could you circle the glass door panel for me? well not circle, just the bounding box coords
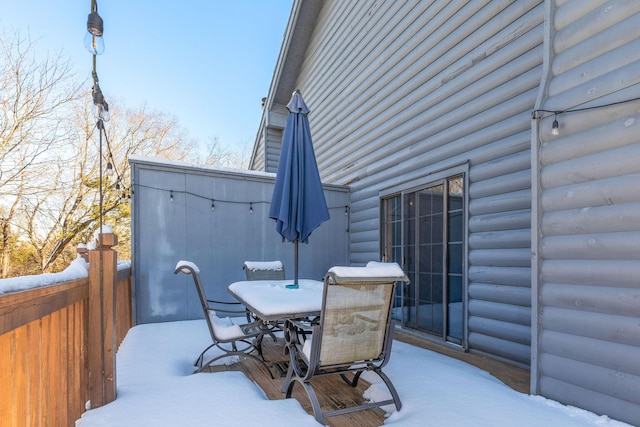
[383,173,465,344]
[447,176,464,342]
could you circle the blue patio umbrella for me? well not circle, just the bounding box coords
[269,90,329,286]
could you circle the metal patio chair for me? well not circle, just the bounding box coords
[243,260,287,336]
[174,260,272,376]
[282,262,409,424]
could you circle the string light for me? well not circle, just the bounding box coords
[84,0,105,55]
[134,184,345,213]
[345,205,350,232]
[533,96,640,137]
[170,191,174,202]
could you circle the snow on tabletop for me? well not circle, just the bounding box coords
[228,279,323,316]
[243,260,283,271]
[76,319,633,427]
[175,260,200,274]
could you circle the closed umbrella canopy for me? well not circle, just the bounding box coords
[269,90,329,285]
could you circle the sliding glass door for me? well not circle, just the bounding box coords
[382,175,464,344]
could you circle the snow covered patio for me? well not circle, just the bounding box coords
[75,320,631,427]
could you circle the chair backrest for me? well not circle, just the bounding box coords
[316,263,409,368]
[243,260,285,281]
[174,261,215,335]
[174,260,245,343]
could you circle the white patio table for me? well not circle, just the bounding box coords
[227,279,323,323]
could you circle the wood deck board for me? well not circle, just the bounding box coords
[204,332,530,427]
[205,338,386,427]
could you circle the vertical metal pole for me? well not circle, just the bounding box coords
[294,239,299,285]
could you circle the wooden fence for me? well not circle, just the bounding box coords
[0,245,132,427]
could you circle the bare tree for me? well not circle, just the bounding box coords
[0,29,82,277]
[199,136,252,169]
[0,29,229,276]
[24,97,194,273]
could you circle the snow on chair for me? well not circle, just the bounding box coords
[174,260,272,376]
[242,260,287,337]
[242,260,286,281]
[282,262,409,424]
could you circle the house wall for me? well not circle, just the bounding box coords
[130,156,349,325]
[287,0,544,365]
[249,126,266,172]
[249,115,285,173]
[532,1,640,424]
[264,127,283,173]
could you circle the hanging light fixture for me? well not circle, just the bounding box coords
[84,1,105,55]
[92,83,110,122]
[551,115,559,136]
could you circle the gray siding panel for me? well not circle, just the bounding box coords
[468,332,531,364]
[542,259,639,288]
[539,376,640,426]
[469,229,531,249]
[540,354,640,406]
[469,283,531,306]
[541,307,640,347]
[265,127,283,173]
[533,1,640,423]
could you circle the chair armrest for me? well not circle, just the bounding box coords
[207,299,248,316]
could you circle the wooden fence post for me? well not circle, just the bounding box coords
[88,232,118,408]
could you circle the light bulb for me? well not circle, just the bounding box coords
[106,162,114,176]
[94,101,110,122]
[551,118,559,136]
[84,12,105,55]
[84,33,105,55]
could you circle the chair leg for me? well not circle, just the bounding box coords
[285,378,325,425]
[375,368,402,411]
[195,343,216,368]
[197,351,275,379]
[339,370,363,388]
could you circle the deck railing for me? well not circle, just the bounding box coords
[0,234,132,427]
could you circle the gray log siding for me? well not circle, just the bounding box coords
[265,127,283,173]
[280,1,544,364]
[252,0,640,423]
[532,1,640,424]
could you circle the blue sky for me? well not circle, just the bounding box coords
[1,0,293,153]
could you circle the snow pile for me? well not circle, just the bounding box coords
[76,319,632,427]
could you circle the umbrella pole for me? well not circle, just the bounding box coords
[294,239,299,285]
